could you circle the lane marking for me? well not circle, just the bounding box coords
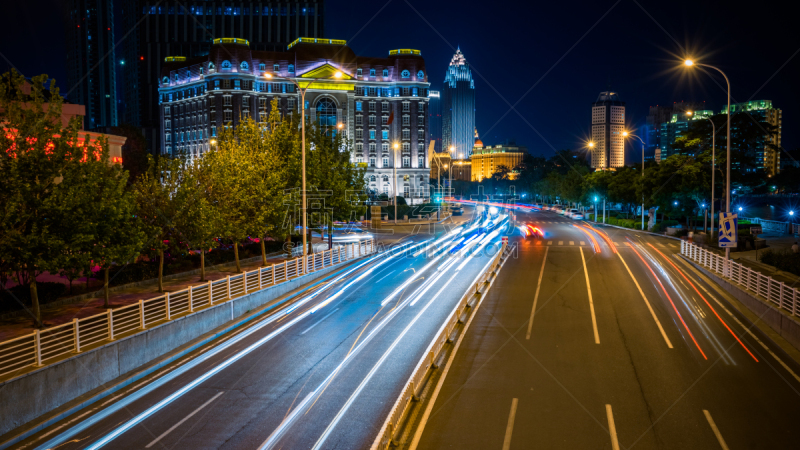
[559,241,564,246]
[502,399,519,450]
[658,243,666,248]
[374,271,395,284]
[570,241,575,246]
[606,404,620,450]
[145,391,224,448]
[300,308,340,335]
[547,241,553,246]
[668,243,677,248]
[675,257,800,384]
[526,247,549,340]
[617,252,673,348]
[580,241,586,246]
[647,244,758,361]
[580,247,600,344]
[703,410,730,450]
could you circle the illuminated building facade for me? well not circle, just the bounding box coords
[721,100,782,176]
[428,90,442,154]
[158,38,430,202]
[63,0,118,129]
[470,136,527,182]
[645,101,705,160]
[590,91,625,170]
[120,0,325,153]
[442,48,475,160]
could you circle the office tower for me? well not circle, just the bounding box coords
[119,0,325,152]
[442,48,475,160]
[158,39,430,203]
[722,100,782,176]
[62,0,118,129]
[590,91,625,170]
[644,101,705,159]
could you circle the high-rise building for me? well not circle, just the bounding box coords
[119,0,325,152]
[157,38,431,202]
[721,100,782,176]
[62,0,118,129]
[442,48,475,160]
[659,108,714,159]
[471,136,527,182]
[428,90,441,154]
[590,91,625,170]
[644,101,705,159]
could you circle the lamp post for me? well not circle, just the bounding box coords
[687,110,716,236]
[594,196,598,222]
[265,70,344,257]
[393,142,399,224]
[623,132,646,231]
[685,59,732,261]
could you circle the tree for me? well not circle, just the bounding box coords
[113,123,151,184]
[0,70,135,325]
[173,158,220,281]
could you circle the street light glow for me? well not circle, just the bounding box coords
[393,142,399,149]
[686,111,693,116]
[337,123,343,129]
[622,131,629,137]
[264,73,273,79]
[739,206,743,211]
[684,59,694,66]
[791,211,795,216]
[334,71,343,79]
[588,141,595,148]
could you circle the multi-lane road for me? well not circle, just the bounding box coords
[412,208,800,449]
[14,210,507,450]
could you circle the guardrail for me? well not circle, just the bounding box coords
[371,242,509,450]
[0,240,375,380]
[681,241,799,316]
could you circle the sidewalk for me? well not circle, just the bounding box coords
[698,232,800,286]
[0,242,328,343]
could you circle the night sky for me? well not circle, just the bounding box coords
[2,0,797,162]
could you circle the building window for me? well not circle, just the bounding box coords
[418,115,424,125]
[368,115,376,126]
[223,79,231,89]
[259,98,267,108]
[402,88,410,97]
[383,157,389,167]
[412,88,418,97]
[369,102,376,112]
[418,143,425,153]
[224,111,232,121]
[369,68,376,77]
[369,129,376,139]
[234,79,241,89]
[316,98,337,126]
[402,102,410,112]
[402,129,410,140]
[356,115,363,126]
[382,130,389,140]
[382,143,389,153]
[165,119,171,129]
[417,70,424,79]
[221,60,232,69]
[356,156,363,164]
[165,134,171,143]
[369,157,376,167]
[418,156,424,167]
[211,126,216,136]
[259,63,265,71]
[356,143,363,153]
[288,64,294,73]
[357,68,362,77]
[403,156,410,167]
[383,69,389,77]
[356,101,362,111]
[382,102,389,112]
[208,62,215,73]
[402,115,410,126]
[288,98,295,109]
[401,70,410,78]
[224,95,232,106]
[369,143,376,153]
[240,61,249,70]
[418,129,425,139]
[356,129,363,139]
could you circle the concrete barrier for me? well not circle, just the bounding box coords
[0,261,351,438]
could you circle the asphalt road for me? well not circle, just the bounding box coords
[413,209,800,450]
[15,209,506,450]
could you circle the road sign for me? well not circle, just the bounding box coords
[719,212,738,248]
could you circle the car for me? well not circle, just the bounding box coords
[556,206,567,215]
[521,223,543,239]
[452,206,464,216]
[569,209,584,220]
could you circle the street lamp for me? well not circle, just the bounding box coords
[687,110,717,236]
[623,132,646,231]
[264,70,344,258]
[393,142,399,224]
[594,196,598,222]
[685,58,732,261]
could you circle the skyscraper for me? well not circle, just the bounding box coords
[644,101,705,159]
[590,91,625,170]
[119,0,325,152]
[722,100,782,176]
[442,48,474,160]
[62,0,118,129]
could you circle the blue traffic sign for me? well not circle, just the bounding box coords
[718,212,738,248]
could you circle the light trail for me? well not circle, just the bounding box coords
[573,224,600,253]
[584,223,617,253]
[626,240,708,360]
[647,243,758,362]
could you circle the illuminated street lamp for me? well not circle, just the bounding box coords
[264,70,343,258]
[685,58,732,261]
[623,132,646,230]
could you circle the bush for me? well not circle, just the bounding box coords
[760,249,800,276]
[0,282,66,314]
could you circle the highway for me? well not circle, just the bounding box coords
[15,208,508,450]
[412,208,800,450]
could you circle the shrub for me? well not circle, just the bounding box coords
[0,282,66,314]
[760,249,800,276]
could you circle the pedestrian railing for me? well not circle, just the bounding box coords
[371,242,510,450]
[0,239,375,380]
[681,241,799,316]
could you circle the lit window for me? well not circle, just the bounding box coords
[288,64,294,73]
[382,130,389,140]
[412,88,418,97]
[383,69,388,77]
[316,98,337,126]
[240,61,249,70]
[221,60,232,69]
[370,129,376,139]
[401,70,410,78]
[370,68,376,77]
[356,101,362,111]
[417,71,424,79]
[357,68,362,77]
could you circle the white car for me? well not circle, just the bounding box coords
[556,206,567,215]
[569,209,584,220]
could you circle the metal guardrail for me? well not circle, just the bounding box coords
[681,241,799,316]
[0,240,375,380]
[371,242,510,450]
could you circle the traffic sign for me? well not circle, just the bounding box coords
[718,212,738,248]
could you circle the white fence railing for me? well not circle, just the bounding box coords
[371,242,510,450]
[739,216,800,235]
[681,241,799,316]
[0,240,375,380]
